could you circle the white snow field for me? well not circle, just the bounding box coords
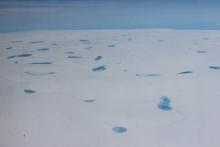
[1,29,220,147]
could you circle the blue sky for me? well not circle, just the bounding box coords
[1,0,220,2]
[0,0,220,32]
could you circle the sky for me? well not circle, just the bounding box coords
[0,0,220,2]
[0,0,220,32]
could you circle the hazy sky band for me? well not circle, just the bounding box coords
[0,0,220,32]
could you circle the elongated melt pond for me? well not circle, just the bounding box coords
[209,66,220,70]
[24,89,35,94]
[80,39,89,42]
[83,99,95,103]
[112,127,127,133]
[8,53,32,59]
[18,53,32,57]
[6,47,13,50]
[136,73,160,77]
[93,65,107,72]
[29,62,52,64]
[31,41,44,44]
[66,52,75,54]
[108,44,115,47]
[12,41,23,43]
[68,56,82,58]
[178,71,193,74]
[197,50,207,53]
[37,48,49,51]
[25,71,55,75]
[95,56,103,61]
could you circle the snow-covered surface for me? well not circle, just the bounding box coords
[0,29,220,147]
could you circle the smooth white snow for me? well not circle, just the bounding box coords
[1,29,220,147]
